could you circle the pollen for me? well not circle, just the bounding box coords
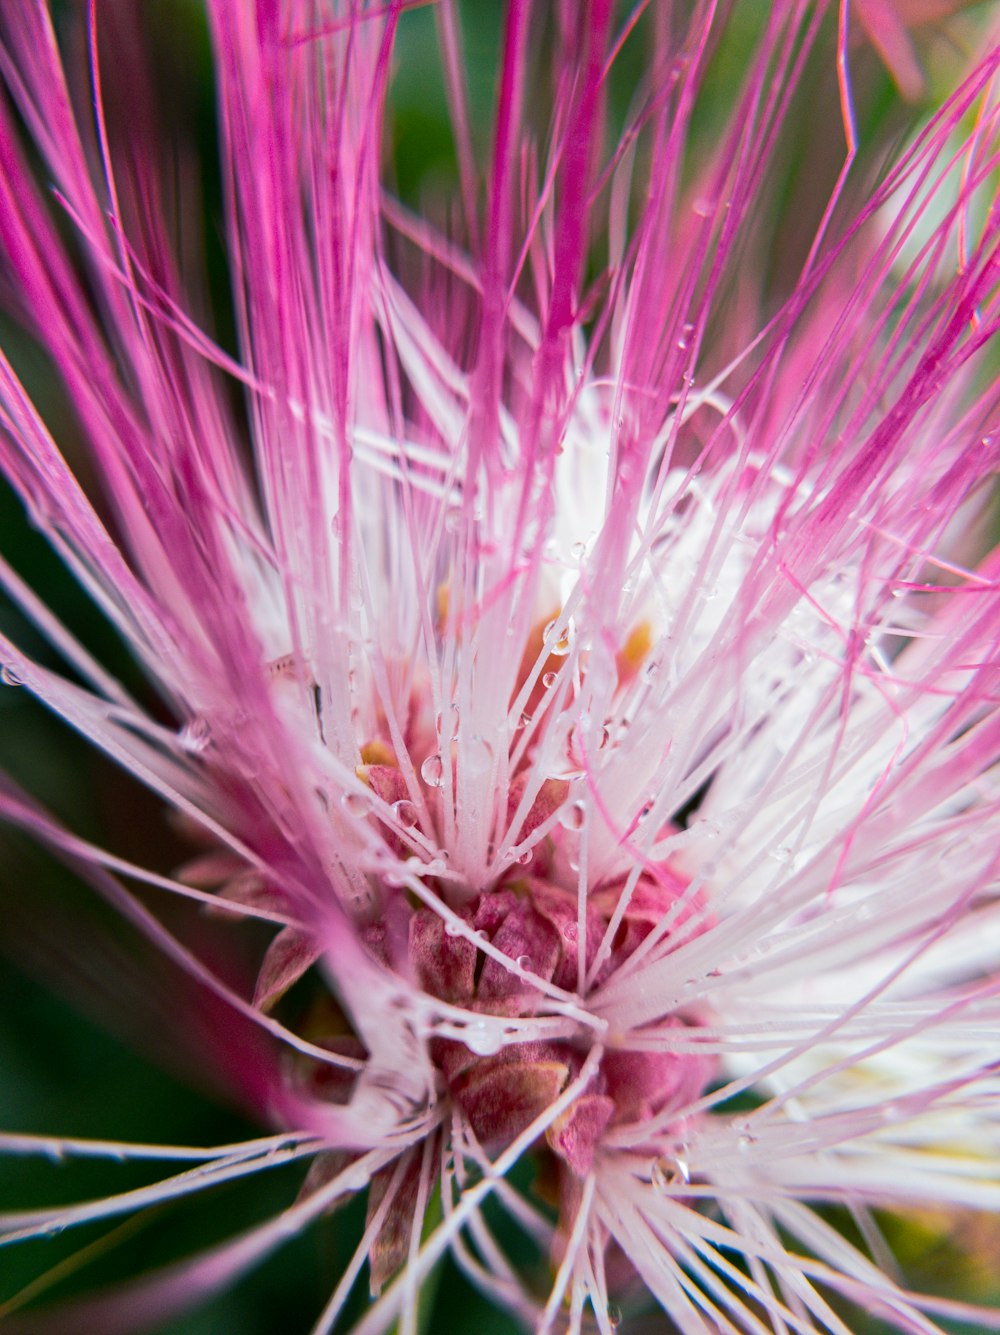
[359,738,397,768]
[616,620,653,682]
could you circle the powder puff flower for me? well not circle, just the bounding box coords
[1,2,1000,1332]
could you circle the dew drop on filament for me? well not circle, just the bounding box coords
[421,753,444,787]
[651,1153,690,1189]
[178,717,211,753]
[392,799,418,828]
[436,703,460,740]
[465,1019,503,1056]
[559,800,586,831]
[735,1123,756,1151]
[543,618,572,656]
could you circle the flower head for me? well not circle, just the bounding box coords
[1,2,1000,1332]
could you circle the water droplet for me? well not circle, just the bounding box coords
[516,849,533,866]
[735,1123,756,1151]
[651,1153,690,1189]
[421,753,444,787]
[770,844,793,864]
[1,664,22,686]
[607,1302,623,1329]
[516,711,531,730]
[178,717,211,753]
[444,921,462,937]
[515,954,531,971]
[392,799,418,828]
[597,725,610,749]
[542,670,558,689]
[342,791,368,816]
[559,800,586,831]
[465,1020,503,1056]
[436,703,460,740]
[544,618,572,656]
[474,928,488,942]
[571,540,587,560]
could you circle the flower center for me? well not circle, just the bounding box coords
[405,863,713,1175]
[343,717,719,1180]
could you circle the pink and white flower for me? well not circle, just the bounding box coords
[1,2,1000,1331]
